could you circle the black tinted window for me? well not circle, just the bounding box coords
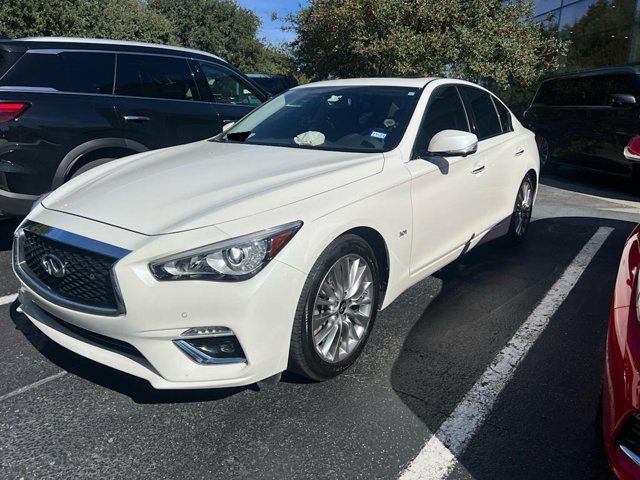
[0,51,114,94]
[463,87,502,140]
[418,86,469,150]
[199,62,262,105]
[605,74,639,99]
[494,98,513,133]
[115,54,197,101]
[534,77,606,106]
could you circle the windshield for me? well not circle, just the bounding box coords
[216,86,421,153]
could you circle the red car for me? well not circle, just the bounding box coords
[604,224,640,478]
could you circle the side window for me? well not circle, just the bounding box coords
[115,54,197,101]
[605,74,639,101]
[493,97,513,133]
[198,62,262,105]
[0,51,114,94]
[463,87,502,140]
[417,86,469,151]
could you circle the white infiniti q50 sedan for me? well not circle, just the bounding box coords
[13,78,539,389]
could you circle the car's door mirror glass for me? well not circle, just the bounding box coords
[426,130,478,157]
[610,93,636,107]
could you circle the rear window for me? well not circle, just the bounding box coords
[115,54,197,101]
[533,76,606,106]
[0,51,115,94]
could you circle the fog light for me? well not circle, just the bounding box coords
[181,326,232,337]
[174,335,246,365]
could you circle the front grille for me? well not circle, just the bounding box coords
[21,229,120,312]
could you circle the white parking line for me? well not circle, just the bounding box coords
[0,292,17,305]
[399,226,614,480]
[0,371,67,402]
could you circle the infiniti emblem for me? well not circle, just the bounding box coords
[41,254,66,278]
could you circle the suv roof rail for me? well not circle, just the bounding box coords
[17,37,226,63]
[541,64,640,81]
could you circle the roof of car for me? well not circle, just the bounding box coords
[541,65,640,81]
[10,37,226,63]
[296,77,439,89]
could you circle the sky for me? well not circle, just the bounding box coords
[236,0,307,45]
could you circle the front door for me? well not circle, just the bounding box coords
[407,85,483,274]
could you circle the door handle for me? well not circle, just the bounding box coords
[514,147,525,156]
[471,165,485,174]
[123,115,150,123]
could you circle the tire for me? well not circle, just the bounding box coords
[536,135,554,172]
[505,174,535,244]
[288,234,380,381]
[70,158,115,179]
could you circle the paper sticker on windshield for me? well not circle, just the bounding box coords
[370,130,388,140]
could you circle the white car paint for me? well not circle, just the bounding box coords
[13,78,539,389]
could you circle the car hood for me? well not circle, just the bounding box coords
[43,141,384,235]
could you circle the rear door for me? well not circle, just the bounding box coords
[191,60,264,128]
[114,53,221,150]
[460,86,521,231]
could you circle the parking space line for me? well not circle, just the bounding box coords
[0,292,17,305]
[399,226,614,480]
[0,371,67,402]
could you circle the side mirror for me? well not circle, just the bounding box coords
[222,121,235,133]
[427,130,478,157]
[610,93,636,107]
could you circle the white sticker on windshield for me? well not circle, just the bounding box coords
[370,130,388,140]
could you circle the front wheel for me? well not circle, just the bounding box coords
[505,175,535,244]
[288,235,380,381]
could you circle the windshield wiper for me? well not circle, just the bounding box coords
[225,131,252,142]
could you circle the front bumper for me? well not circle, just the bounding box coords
[13,209,307,389]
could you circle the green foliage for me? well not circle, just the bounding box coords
[289,0,565,88]
[147,0,291,74]
[0,0,295,76]
[0,0,174,44]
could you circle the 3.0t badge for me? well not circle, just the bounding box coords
[41,254,66,278]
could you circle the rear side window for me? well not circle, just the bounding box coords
[0,51,114,94]
[493,98,513,133]
[463,87,502,140]
[416,86,469,151]
[533,76,605,106]
[115,54,197,101]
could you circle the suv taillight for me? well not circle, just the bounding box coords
[0,102,29,124]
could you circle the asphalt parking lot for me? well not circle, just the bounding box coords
[1,166,639,480]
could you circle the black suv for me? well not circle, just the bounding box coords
[524,66,640,181]
[0,37,267,215]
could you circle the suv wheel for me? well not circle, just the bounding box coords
[288,234,380,380]
[537,135,553,171]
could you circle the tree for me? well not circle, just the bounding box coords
[288,0,564,88]
[0,0,175,44]
[148,0,286,73]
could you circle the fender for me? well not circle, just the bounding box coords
[51,138,148,189]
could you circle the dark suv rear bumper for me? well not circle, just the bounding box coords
[0,189,37,216]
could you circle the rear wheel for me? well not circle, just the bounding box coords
[537,135,554,172]
[506,175,535,244]
[288,235,380,381]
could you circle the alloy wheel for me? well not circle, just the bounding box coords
[537,136,550,169]
[514,178,533,237]
[311,254,374,363]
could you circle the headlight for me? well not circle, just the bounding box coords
[149,221,302,281]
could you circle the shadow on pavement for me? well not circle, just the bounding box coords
[390,216,632,480]
[541,165,639,203]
